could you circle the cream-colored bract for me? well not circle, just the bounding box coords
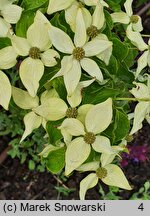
[126,24,147,52]
[0,70,11,110]
[134,39,150,78]
[10,11,59,97]
[0,46,17,69]
[12,87,60,142]
[0,46,17,110]
[111,0,143,32]
[130,80,150,135]
[0,0,22,37]
[58,98,113,175]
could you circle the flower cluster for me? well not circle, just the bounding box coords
[0,0,149,199]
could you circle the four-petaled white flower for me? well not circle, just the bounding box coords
[129,78,150,135]
[10,11,60,97]
[78,151,132,200]
[33,79,95,145]
[111,0,143,32]
[0,0,23,37]
[58,98,113,175]
[48,9,112,96]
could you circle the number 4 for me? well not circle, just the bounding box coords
[138,203,144,211]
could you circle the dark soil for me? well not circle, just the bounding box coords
[0,124,149,200]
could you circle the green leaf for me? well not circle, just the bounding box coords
[15,11,35,37]
[0,38,11,49]
[106,55,118,75]
[103,109,130,143]
[105,0,122,11]
[46,147,66,174]
[46,120,63,144]
[113,109,130,142]
[21,0,48,11]
[50,11,74,38]
[28,160,36,170]
[39,65,60,92]
[50,12,67,32]
[51,77,67,102]
[104,10,114,31]
[82,84,120,104]
[117,61,134,84]
[124,44,138,67]
[112,38,129,61]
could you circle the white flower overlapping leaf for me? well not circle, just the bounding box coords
[130,78,150,135]
[48,9,112,96]
[33,79,95,125]
[0,0,23,37]
[111,0,143,32]
[47,0,108,32]
[12,87,59,142]
[10,11,60,97]
[58,98,113,175]
[78,152,132,200]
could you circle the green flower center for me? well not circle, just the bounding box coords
[87,25,99,39]
[84,132,96,144]
[29,47,41,59]
[96,167,107,179]
[130,15,139,24]
[73,47,85,61]
[66,107,78,118]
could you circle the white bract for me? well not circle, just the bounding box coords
[78,153,132,200]
[135,39,150,78]
[0,70,11,110]
[10,11,59,97]
[126,24,148,53]
[58,98,113,175]
[111,0,143,32]
[0,46,17,110]
[130,79,150,135]
[0,0,22,37]
[12,87,59,142]
[48,9,112,96]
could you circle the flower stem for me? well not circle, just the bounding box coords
[141,34,150,38]
[115,97,150,102]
